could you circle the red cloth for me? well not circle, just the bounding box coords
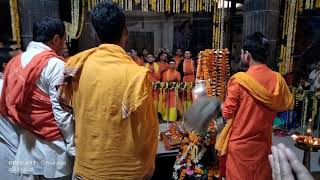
[222,65,277,180]
[0,51,63,141]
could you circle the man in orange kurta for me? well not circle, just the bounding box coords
[145,53,160,82]
[177,51,194,113]
[145,53,163,115]
[182,51,195,83]
[58,3,159,180]
[221,32,293,180]
[162,60,181,121]
[158,52,170,77]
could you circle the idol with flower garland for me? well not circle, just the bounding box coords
[173,120,219,180]
[173,96,223,180]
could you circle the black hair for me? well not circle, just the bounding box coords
[91,2,126,44]
[146,52,154,57]
[0,49,12,72]
[242,32,270,63]
[158,51,170,60]
[33,17,65,43]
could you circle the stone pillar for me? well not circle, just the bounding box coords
[19,0,60,49]
[242,0,280,68]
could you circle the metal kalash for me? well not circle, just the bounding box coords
[183,79,224,134]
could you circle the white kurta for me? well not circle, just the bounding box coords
[1,42,75,178]
[0,73,22,180]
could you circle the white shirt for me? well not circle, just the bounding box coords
[5,42,75,178]
[0,74,22,180]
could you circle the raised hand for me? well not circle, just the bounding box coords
[269,143,314,180]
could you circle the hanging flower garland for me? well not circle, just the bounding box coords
[292,88,319,133]
[9,0,21,48]
[316,0,320,8]
[285,0,296,75]
[88,0,91,11]
[146,0,149,12]
[196,49,230,101]
[279,0,298,75]
[310,0,314,9]
[75,0,85,39]
[290,0,299,73]
[161,0,165,12]
[186,0,190,13]
[177,0,181,13]
[151,0,156,11]
[279,0,320,75]
[212,1,217,48]
[65,0,83,39]
[87,0,214,12]
[216,0,221,49]
[220,0,224,49]
[312,97,318,122]
[279,0,288,75]
[305,0,311,9]
[166,0,171,12]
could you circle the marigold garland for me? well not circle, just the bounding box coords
[212,0,223,49]
[65,0,82,39]
[75,0,85,39]
[220,0,224,49]
[279,0,297,75]
[279,0,319,75]
[196,49,230,101]
[9,0,21,48]
[87,0,216,13]
[172,120,218,180]
[316,0,320,8]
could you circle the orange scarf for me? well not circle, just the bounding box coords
[0,51,63,141]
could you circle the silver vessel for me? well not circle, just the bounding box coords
[192,79,207,100]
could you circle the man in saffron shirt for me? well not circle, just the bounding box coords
[158,51,170,77]
[145,53,160,82]
[221,32,293,180]
[0,17,75,179]
[145,53,162,115]
[177,50,195,112]
[182,50,195,82]
[58,2,158,179]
